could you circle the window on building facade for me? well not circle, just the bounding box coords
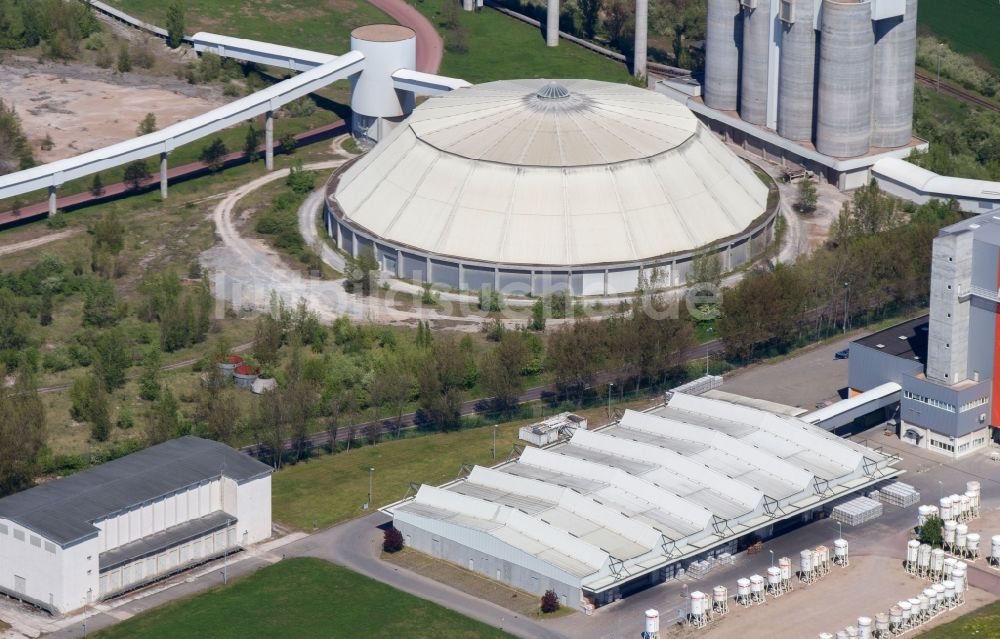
[930,439,955,453]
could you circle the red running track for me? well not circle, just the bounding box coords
[0,121,348,230]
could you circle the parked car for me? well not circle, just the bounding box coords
[835,349,850,360]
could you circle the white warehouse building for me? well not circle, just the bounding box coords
[0,437,272,614]
[385,393,902,608]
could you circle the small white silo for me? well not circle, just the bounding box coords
[712,585,728,615]
[956,523,969,551]
[834,539,849,567]
[908,597,922,624]
[940,497,953,521]
[917,505,933,528]
[888,605,903,632]
[348,25,417,146]
[856,616,872,639]
[898,600,912,628]
[967,533,981,560]
[874,613,889,635]
[931,548,945,578]
[924,586,938,612]
[800,549,814,583]
[991,534,1000,567]
[644,609,660,639]
[749,574,765,604]
[917,543,932,576]
[942,580,956,608]
[905,539,919,573]
[943,520,958,548]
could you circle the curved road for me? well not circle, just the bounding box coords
[367,0,443,74]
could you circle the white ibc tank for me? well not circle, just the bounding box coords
[801,549,814,573]
[898,600,912,621]
[968,533,981,552]
[875,613,889,632]
[737,578,751,596]
[767,566,781,585]
[918,543,932,568]
[834,539,848,560]
[940,497,953,520]
[857,616,872,639]
[889,606,902,625]
[931,548,945,572]
[992,535,1000,559]
[713,585,727,603]
[943,580,956,601]
[918,505,933,527]
[779,556,792,580]
[906,540,919,563]
[690,591,706,615]
[645,609,660,634]
[750,575,764,593]
[957,523,969,548]
[944,520,958,543]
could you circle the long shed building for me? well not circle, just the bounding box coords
[385,393,902,608]
[0,437,272,614]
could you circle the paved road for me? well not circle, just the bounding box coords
[367,0,443,74]
[290,514,568,639]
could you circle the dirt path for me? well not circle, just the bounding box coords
[366,0,443,74]
[0,229,80,257]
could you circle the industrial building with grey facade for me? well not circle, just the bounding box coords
[657,0,927,189]
[0,437,272,614]
[384,393,901,609]
[849,213,1000,458]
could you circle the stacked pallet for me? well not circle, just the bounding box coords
[879,481,921,508]
[831,496,884,526]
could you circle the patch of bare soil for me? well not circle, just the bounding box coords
[1,58,226,163]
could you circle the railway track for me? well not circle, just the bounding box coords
[915,71,1000,113]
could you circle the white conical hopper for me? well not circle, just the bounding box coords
[944,520,958,544]
[957,523,969,548]
[690,591,706,615]
[918,543,932,568]
[749,575,764,592]
[737,578,751,596]
[968,533,981,554]
[923,587,937,610]
[943,580,956,602]
[645,609,660,634]
[888,606,902,626]
[940,497,952,520]
[834,539,848,558]
[713,586,727,603]
[898,600,912,621]
[779,556,792,580]
[931,548,945,572]
[906,540,919,563]
[801,549,814,573]
[767,566,781,585]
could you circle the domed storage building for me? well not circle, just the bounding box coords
[325,79,776,296]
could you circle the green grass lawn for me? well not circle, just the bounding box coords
[918,0,1000,70]
[272,398,654,530]
[417,0,633,83]
[106,0,392,54]
[94,558,515,639]
[916,600,1000,638]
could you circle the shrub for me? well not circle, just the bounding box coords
[540,589,560,613]
[116,44,132,73]
[919,514,944,548]
[382,526,404,553]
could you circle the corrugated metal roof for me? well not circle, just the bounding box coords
[0,437,271,547]
[874,157,1000,201]
[334,79,769,267]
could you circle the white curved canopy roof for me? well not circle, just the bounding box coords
[333,79,770,267]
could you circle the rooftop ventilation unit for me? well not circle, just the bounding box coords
[779,0,795,23]
[740,0,758,9]
[876,344,885,349]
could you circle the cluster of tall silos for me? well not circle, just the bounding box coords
[704,0,917,158]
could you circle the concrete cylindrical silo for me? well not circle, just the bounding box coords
[870,0,917,148]
[704,0,743,111]
[740,4,771,126]
[547,0,559,47]
[777,0,816,141]
[349,25,417,145]
[634,0,648,77]
[815,0,874,158]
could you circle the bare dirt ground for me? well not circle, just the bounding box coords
[1,58,225,163]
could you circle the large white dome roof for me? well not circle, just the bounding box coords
[333,79,770,267]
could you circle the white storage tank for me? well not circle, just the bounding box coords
[750,574,764,593]
[918,505,934,527]
[991,534,1000,560]
[713,585,728,604]
[767,566,781,586]
[737,577,751,596]
[348,25,417,144]
[931,548,945,573]
[968,532,981,554]
[857,616,872,639]
[888,605,902,627]
[940,497,953,521]
[917,543,932,568]
[960,494,971,518]
[943,580,956,602]
[801,549,814,573]
[779,556,792,580]
[966,489,979,509]
[690,590,706,616]
[932,582,945,602]
[967,480,981,493]
[906,539,919,564]
[924,586,937,610]
[875,613,889,634]
[645,609,660,635]
[834,539,848,562]
[944,520,958,544]
[957,523,969,548]
[898,600,911,622]
[944,557,957,578]
[909,597,922,616]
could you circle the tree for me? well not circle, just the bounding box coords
[90,172,104,196]
[383,526,404,553]
[369,353,414,437]
[89,384,112,442]
[417,336,470,430]
[480,333,529,412]
[82,278,122,328]
[345,246,380,296]
[919,515,943,548]
[687,245,723,289]
[831,180,901,245]
[244,121,260,162]
[93,327,131,392]
[0,366,46,496]
[137,112,157,136]
[123,160,151,190]
[578,0,601,37]
[116,44,132,73]
[529,298,546,332]
[279,131,297,154]
[147,388,180,445]
[284,344,317,461]
[286,161,316,194]
[138,349,162,400]
[200,137,228,172]
[478,286,504,313]
[195,367,241,444]
[796,178,818,214]
[39,291,53,327]
[540,590,560,613]
[165,0,186,49]
[254,313,284,366]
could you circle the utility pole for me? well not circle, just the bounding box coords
[369,466,375,510]
[492,424,498,461]
[842,282,850,333]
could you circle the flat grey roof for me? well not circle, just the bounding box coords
[0,437,271,547]
[100,510,233,571]
[854,315,929,363]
